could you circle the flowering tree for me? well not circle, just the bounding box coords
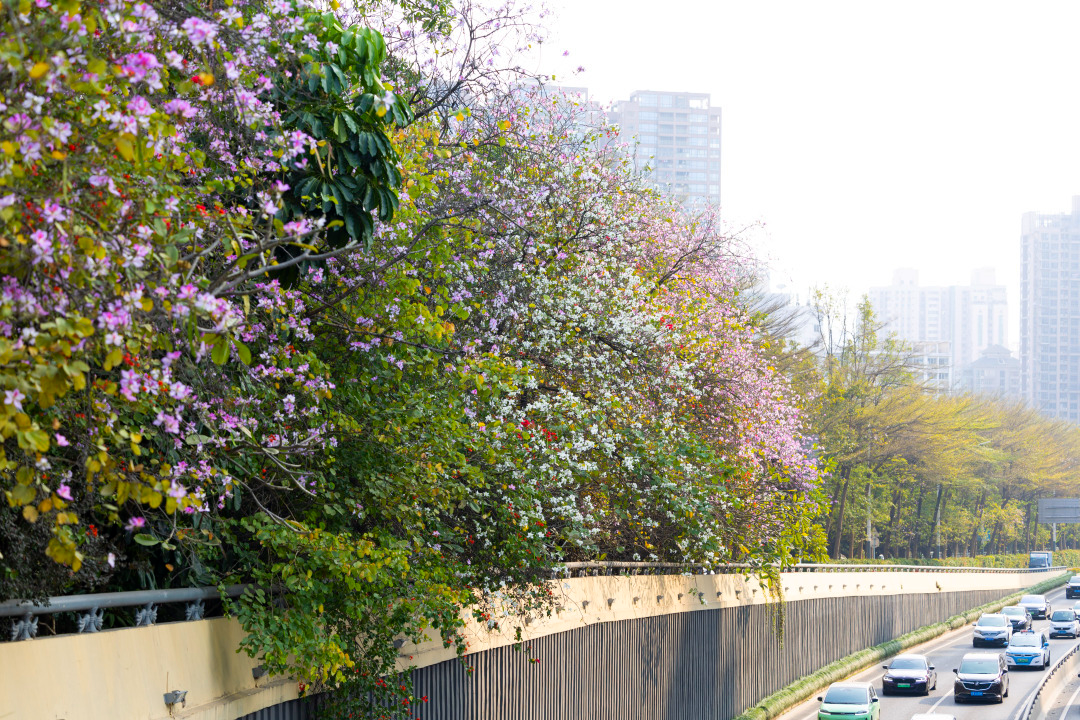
[1,0,822,715]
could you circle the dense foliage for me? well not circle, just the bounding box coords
[790,295,1080,561]
[0,0,822,714]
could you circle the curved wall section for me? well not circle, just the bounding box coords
[406,588,1007,720]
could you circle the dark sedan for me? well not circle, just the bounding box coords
[1001,606,1033,631]
[882,654,937,695]
[954,653,1009,704]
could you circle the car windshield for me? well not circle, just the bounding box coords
[1052,610,1074,621]
[959,659,999,674]
[1073,602,1080,609]
[977,616,1007,627]
[1002,607,1025,616]
[1022,595,1044,604]
[890,658,927,670]
[824,687,868,704]
[1011,634,1041,647]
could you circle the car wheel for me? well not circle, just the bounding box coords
[1005,683,1009,699]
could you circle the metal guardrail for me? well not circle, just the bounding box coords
[3,564,1065,642]
[0,584,249,642]
[557,561,1069,577]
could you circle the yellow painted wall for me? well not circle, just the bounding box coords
[0,568,1056,720]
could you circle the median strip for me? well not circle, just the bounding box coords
[731,572,1072,720]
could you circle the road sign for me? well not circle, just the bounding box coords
[1038,498,1080,524]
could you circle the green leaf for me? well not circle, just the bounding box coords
[236,342,252,366]
[134,533,160,546]
[211,339,230,365]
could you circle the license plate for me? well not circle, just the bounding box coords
[972,691,984,697]
[898,684,910,688]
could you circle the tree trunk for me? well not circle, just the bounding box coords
[969,488,987,557]
[911,486,927,557]
[829,465,851,558]
[930,484,945,558]
[1024,501,1034,554]
[879,487,901,557]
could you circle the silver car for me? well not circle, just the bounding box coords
[972,613,1012,647]
[1049,609,1080,638]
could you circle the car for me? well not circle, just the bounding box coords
[1049,609,1080,638]
[953,652,1009,703]
[1066,574,1080,599]
[1005,630,1050,669]
[1001,605,1033,631]
[817,681,880,720]
[1019,594,1052,620]
[881,653,937,695]
[972,613,1013,647]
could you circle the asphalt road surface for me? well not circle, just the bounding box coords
[776,586,1079,720]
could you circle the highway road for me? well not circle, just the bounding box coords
[775,586,1079,720]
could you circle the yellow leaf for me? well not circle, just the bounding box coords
[29,62,49,80]
[1,141,15,156]
[115,135,134,161]
[22,506,38,523]
[50,150,67,160]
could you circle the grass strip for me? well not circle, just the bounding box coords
[731,572,1072,720]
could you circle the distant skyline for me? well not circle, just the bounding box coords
[540,1,1080,348]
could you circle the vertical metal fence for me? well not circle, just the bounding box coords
[242,587,1012,720]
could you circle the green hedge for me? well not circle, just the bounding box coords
[730,572,1071,720]
[831,551,1080,569]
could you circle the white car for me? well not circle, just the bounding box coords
[1049,609,1080,638]
[972,613,1013,647]
[1005,630,1050,669]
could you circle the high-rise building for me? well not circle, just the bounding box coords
[1021,197,1080,421]
[960,345,1021,398]
[608,90,722,207]
[869,268,1010,390]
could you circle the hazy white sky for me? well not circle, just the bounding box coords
[541,0,1080,346]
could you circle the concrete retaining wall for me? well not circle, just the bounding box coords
[0,567,1058,720]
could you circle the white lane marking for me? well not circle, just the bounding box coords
[927,686,956,712]
[1057,676,1080,720]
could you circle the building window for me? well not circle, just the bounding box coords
[639,134,657,145]
[690,137,706,146]
[659,95,673,107]
[639,111,657,121]
[639,94,657,107]
[638,123,657,133]
[709,184,720,195]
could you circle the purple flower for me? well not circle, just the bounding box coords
[56,483,73,501]
[125,516,147,531]
[127,96,154,117]
[3,389,25,411]
[162,99,197,119]
[181,16,218,47]
[55,433,69,447]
